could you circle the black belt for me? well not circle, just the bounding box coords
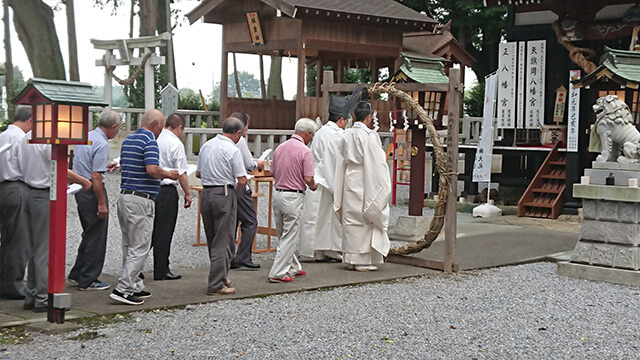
[276,188,304,194]
[203,185,234,189]
[120,189,154,199]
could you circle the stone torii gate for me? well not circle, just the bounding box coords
[91,32,170,110]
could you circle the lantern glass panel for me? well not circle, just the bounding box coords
[58,105,70,122]
[71,123,83,139]
[44,105,52,121]
[36,105,43,121]
[36,122,43,137]
[44,121,51,138]
[71,106,83,122]
[58,121,70,138]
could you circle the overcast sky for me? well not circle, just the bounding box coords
[1,1,299,99]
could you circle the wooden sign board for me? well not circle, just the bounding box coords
[161,83,179,118]
[246,12,264,45]
[553,85,567,125]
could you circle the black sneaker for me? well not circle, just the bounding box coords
[110,289,144,305]
[133,290,151,299]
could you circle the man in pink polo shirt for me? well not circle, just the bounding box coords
[268,118,318,283]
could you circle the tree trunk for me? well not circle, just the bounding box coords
[259,54,266,99]
[9,0,65,79]
[129,0,135,38]
[157,0,176,86]
[232,52,242,98]
[267,56,283,100]
[3,0,13,119]
[65,0,79,81]
[139,0,157,37]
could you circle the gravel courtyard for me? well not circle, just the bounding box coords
[2,262,639,359]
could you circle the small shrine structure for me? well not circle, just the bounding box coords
[187,0,438,129]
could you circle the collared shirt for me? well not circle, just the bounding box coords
[237,136,257,172]
[72,128,109,183]
[271,133,314,191]
[197,134,246,186]
[157,128,188,186]
[0,124,26,182]
[15,131,51,189]
[120,128,161,197]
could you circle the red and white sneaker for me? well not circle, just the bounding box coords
[294,270,307,277]
[269,276,294,283]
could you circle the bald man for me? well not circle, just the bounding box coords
[110,109,179,306]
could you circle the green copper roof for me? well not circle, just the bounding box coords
[17,78,108,106]
[393,53,449,84]
[573,47,640,89]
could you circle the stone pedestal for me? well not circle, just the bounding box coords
[388,215,431,242]
[558,162,640,285]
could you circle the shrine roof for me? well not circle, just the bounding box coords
[572,47,640,89]
[391,53,449,84]
[188,0,437,30]
[13,78,108,106]
[403,31,476,67]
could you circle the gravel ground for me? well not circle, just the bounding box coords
[3,262,640,359]
[64,172,471,277]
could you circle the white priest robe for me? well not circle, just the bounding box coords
[334,122,391,265]
[299,121,344,257]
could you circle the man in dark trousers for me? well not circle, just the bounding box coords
[229,112,264,270]
[196,116,247,295]
[69,109,121,290]
[0,106,32,299]
[151,113,192,280]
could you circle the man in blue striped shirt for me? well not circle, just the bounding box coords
[110,109,179,306]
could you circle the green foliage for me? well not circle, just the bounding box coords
[122,64,165,109]
[463,80,484,117]
[343,68,372,84]
[212,71,262,100]
[0,66,27,131]
[396,0,507,80]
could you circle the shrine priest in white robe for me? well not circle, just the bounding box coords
[334,100,391,271]
[299,96,349,262]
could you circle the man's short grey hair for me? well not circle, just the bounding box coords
[98,109,121,128]
[294,118,318,135]
[222,116,244,134]
[13,106,31,123]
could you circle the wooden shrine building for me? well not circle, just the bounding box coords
[484,0,640,216]
[187,0,438,129]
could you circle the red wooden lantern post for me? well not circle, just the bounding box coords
[13,79,107,323]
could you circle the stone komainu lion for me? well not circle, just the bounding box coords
[592,95,640,163]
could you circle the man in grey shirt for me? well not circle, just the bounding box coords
[196,117,247,295]
[69,109,121,290]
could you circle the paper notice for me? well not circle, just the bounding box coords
[67,183,82,195]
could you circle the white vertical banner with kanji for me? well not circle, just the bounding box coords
[473,72,498,183]
[567,70,581,152]
[497,42,517,129]
[525,40,546,129]
[517,41,526,128]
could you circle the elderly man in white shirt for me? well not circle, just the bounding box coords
[151,113,192,281]
[15,130,90,312]
[196,117,247,295]
[0,106,32,300]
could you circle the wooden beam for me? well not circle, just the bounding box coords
[304,39,400,58]
[445,69,462,274]
[221,31,229,119]
[321,70,333,123]
[225,39,300,54]
[296,43,306,120]
[387,254,459,272]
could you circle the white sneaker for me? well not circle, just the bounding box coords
[325,251,343,261]
[354,265,378,272]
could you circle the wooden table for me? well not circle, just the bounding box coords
[190,180,277,253]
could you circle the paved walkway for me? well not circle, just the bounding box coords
[0,215,580,328]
